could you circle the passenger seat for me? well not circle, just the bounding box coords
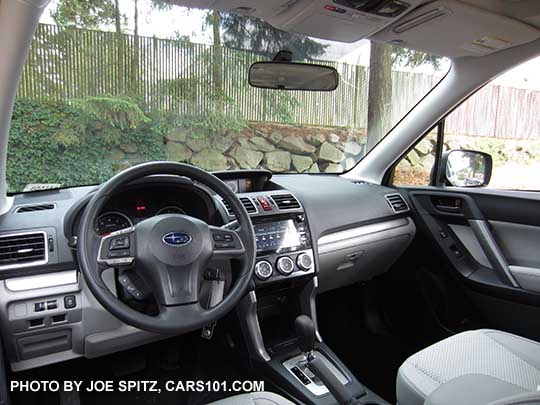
[397,329,540,405]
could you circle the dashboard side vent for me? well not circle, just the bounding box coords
[240,197,257,214]
[271,193,301,210]
[0,232,48,269]
[221,197,257,216]
[15,203,55,213]
[385,193,409,213]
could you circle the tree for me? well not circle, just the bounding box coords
[366,42,442,150]
[367,42,393,151]
[51,0,116,29]
[220,14,327,60]
[130,0,139,95]
[210,11,223,105]
[51,0,127,94]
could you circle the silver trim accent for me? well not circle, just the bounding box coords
[282,351,349,396]
[468,219,519,287]
[385,193,410,214]
[95,211,133,235]
[0,231,48,270]
[297,252,313,271]
[97,227,135,267]
[318,218,410,254]
[254,260,273,280]
[276,256,295,275]
[5,270,77,292]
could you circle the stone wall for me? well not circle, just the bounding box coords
[162,122,367,173]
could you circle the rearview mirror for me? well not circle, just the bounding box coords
[248,62,339,91]
[442,149,493,187]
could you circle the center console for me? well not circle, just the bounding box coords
[253,215,314,284]
[220,189,388,405]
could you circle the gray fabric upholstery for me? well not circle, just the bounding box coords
[397,329,540,405]
[207,392,296,405]
[424,374,527,405]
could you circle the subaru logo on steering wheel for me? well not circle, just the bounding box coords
[162,232,192,246]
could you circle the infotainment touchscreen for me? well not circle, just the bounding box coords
[254,219,302,253]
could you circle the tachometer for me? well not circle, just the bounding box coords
[95,212,133,236]
[156,206,186,215]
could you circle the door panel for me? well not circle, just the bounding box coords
[399,186,540,339]
[401,186,540,303]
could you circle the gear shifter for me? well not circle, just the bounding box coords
[295,314,317,354]
[295,315,365,405]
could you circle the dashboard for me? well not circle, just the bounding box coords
[0,169,415,372]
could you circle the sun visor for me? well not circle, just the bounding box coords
[172,0,428,43]
[371,0,540,58]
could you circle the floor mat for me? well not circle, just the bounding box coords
[11,332,251,405]
[316,285,419,404]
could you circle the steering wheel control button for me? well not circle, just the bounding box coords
[255,261,273,280]
[34,302,45,312]
[297,253,313,271]
[64,295,76,309]
[108,250,131,258]
[277,256,295,275]
[213,233,224,241]
[110,235,130,250]
[214,241,235,249]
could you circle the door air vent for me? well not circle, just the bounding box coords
[270,193,301,210]
[385,193,409,213]
[15,203,56,213]
[221,197,257,216]
[0,231,48,269]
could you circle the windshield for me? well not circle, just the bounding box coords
[7,1,448,193]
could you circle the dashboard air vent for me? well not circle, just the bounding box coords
[0,232,48,269]
[385,193,409,213]
[271,194,301,210]
[221,197,257,216]
[15,203,55,213]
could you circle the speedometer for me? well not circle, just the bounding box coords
[95,212,133,236]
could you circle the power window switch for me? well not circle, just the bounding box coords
[34,302,45,312]
[64,295,76,309]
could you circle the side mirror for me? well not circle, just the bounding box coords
[441,149,493,187]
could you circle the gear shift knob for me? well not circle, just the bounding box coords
[295,315,316,353]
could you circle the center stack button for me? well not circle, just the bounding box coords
[255,261,273,280]
[276,256,295,275]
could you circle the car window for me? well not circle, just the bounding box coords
[6,1,447,193]
[393,56,540,190]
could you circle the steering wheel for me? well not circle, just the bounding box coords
[77,162,256,334]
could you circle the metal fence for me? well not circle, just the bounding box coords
[17,24,540,140]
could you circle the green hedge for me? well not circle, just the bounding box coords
[7,97,168,193]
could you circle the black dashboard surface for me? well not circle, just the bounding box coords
[270,175,402,241]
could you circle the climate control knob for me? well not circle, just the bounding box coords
[297,253,313,271]
[276,256,295,275]
[254,261,273,281]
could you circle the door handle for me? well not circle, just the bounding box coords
[435,204,462,213]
